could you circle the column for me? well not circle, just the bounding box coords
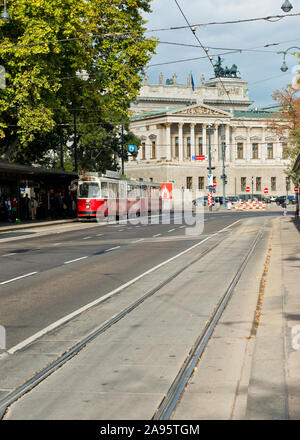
[213,124,219,162]
[232,127,237,161]
[225,125,230,161]
[190,123,195,160]
[247,127,251,161]
[165,123,171,161]
[275,139,282,162]
[178,123,184,162]
[202,124,207,157]
[261,128,266,161]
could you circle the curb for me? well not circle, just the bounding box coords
[0,219,77,233]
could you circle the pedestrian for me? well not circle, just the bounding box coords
[5,197,12,222]
[11,197,18,222]
[282,201,287,216]
[30,197,38,220]
[23,193,30,219]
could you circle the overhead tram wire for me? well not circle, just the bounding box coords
[171,0,282,145]
[146,11,300,33]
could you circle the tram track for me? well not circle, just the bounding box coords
[152,227,265,420]
[0,226,233,419]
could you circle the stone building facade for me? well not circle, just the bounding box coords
[125,74,290,198]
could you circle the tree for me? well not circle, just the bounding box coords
[272,86,300,183]
[0,0,157,169]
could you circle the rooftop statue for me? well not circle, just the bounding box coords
[213,56,241,78]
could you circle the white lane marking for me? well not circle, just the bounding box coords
[83,236,92,240]
[64,256,88,264]
[7,218,241,354]
[179,226,185,229]
[53,243,62,246]
[2,253,17,257]
[168,229,175,233]
[132,238,145,244]
[96,233,104,237]
[0,272,38,285]
[153,234,162,237]
[118,229,124,232]
[105,246,121,252]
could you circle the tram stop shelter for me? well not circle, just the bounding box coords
[0,162,78,220]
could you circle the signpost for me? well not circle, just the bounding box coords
[246,187,250,193]
[192,155,205,161]
[294,186,299,193]
[264,188,269,194]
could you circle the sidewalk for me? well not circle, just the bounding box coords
[246,215,300,419]
[0,218,77,233]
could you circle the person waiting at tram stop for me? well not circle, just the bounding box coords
[30,197,38,220]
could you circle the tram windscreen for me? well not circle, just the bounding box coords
[78,182,100,198]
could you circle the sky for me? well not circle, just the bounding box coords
[143,0,300,108]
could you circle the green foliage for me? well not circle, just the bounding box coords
[0,0,157,169]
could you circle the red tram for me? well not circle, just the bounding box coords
[77,172,162,219]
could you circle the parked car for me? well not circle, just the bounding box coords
[276,195,296,205]
[192,196,215,207]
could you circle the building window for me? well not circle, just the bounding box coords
[256,177,261,191]
[175,137,179,158]
[237,143,244,159]
[267,143,274,159]
[198,176,204,190]
[241,177,246,191]
[282,143,289,159]
[151,141,156,159]
[142,142,146,160]
[252,143,258,159]
[186,137,191,158]
[187,177,193,190]
[198,137,203,156]
[271,177,276,191]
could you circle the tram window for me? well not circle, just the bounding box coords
[79,183,100,198]
[109,183,118,198]
[101,182,109,198]
[119,183,127,198]
[141,185,147,197]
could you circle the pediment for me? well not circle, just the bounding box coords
[169,103,231,118]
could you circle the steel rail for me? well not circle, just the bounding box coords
[152,228,264,420]
[0,231,229,419]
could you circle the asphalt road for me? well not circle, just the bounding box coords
[0,210,280,351]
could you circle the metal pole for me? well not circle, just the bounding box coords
[60,130,64,170]
[121,123,125,176]
[208,126,213,213]
[221,125,226,206]
[74,112,78,172]
[252,176,254,201]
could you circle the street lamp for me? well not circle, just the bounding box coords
[206,124,215,212]
[1,0,11,21]
[212,119,228,207]
[278,46,300,72]
[281,0,293,13]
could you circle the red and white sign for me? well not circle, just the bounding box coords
[160,183,173,200]
[264,188,269,194]
[195,155,206,161]
[246,187,250,192]
[295,186,299,193]
[208,193,213,206]
[213,181,217,187]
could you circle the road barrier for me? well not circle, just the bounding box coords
[228,200,267,211]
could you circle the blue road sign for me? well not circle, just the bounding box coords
[128,144,137,153]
